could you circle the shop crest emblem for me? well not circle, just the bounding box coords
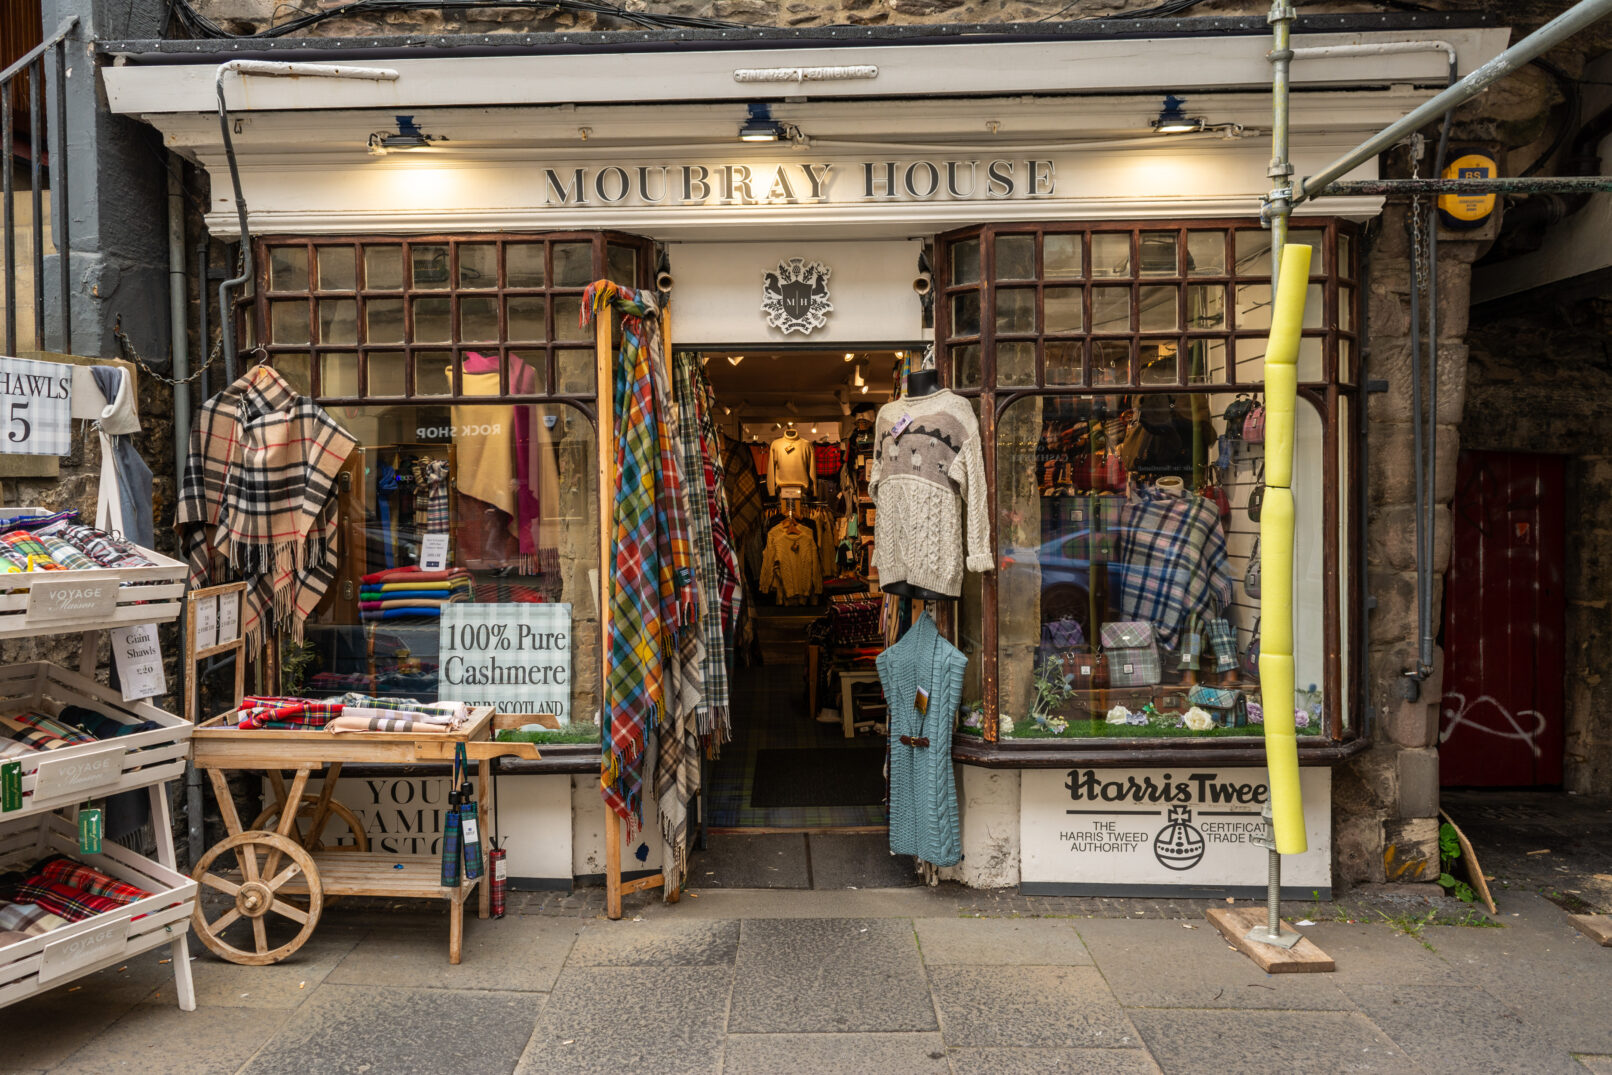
[761,258,833,335]
[1153,805,1206,871]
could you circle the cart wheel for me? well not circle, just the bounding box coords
[191,830,323,966]
[251,796,371,853]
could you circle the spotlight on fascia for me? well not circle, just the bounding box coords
[366,115,448,155]
[1150,95,1204,135]
[843,352,855,362]
[894,350,906,359]
[728,354,745,366]
[860,383,869,394]
[811,425,818,434]
[739,102,786,143]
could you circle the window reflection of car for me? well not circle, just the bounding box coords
[999,526,1134,630]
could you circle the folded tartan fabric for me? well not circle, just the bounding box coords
[0,548,25,573]
[359,567,473,585]
[236,696,344,730]
[337,694,467,726]
[360,580,471,594]
[1,510,78,531]
[357,588,469,600]
[9,711,97,746]
[56,704,155,740]
[14,879,125,922]
[39,521,155,569]
[0,929,27,946]
[0,900,68,936]
[41,535,99,571]
[359,598,460,610]
[0,531,65,570]
[326,713,454,734]
[0,737,33,758]
[0,715,77,751]
[359,607,446,620]
[33,854,147,904]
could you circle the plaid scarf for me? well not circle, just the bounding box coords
[0,900,67,935]
[9,712,97,745]
[0,531,64,570]
[48,523,155,569]
[327,713,454,734]
[587,283,702,867]
[1116,490,1234,649]
[1,715,78,751]
[338,694,467,726]
[178,367,356,647]
[34,855,146,904]
[236,695,344,730]
[40,535,97,571]
[15,879,127,922]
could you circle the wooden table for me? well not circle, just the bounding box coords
[189,707,537,966]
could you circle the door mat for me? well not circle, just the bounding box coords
[751,747,886,808]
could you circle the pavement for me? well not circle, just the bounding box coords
[6,876,1612,1075]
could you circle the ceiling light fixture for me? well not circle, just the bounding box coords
[860,384,869,394]
[843,352,854,362]
[739,102,787,143]
[1151,95,1203,135]
[727,354,745,366]
[366,115,447,155]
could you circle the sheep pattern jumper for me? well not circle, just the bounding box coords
[868,389,992,597]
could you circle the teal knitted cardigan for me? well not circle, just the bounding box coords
[877,611,965,867]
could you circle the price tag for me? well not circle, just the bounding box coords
[1,759,20,812]
[915,686,929,715]
[112,623,166,701]
[461,815,480,847]
[217,592,240,645]
[890,413,913,438]
[0,356,73,457]
[26,577,119,625]
[35,742,126,800]
[193,596,218,650]
[420,532,450,572]
[78,807,103,855]
[37,915,129,984]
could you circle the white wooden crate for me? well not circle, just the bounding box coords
[0,509,185,639]
[0,813,197,1009]
[0,663,192,821]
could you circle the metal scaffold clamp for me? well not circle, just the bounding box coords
[1245,803,1304,949]
[1258,190,1291,228]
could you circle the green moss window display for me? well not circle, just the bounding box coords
[938,223,1356,743]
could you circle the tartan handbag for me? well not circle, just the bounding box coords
[1099,621,1161,687]
[1205,616,1239,672]
[1188,683,1247,727]
[1058,648,1108,693]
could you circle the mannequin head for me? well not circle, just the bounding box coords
[1155,476,1186,498]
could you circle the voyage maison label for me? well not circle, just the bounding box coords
[538,159,1057,207]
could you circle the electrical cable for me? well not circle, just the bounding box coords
[1520,57,1580,177]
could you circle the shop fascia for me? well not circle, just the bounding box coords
[538,157,1056,208]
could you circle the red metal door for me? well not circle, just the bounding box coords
[1440,450,1565,786]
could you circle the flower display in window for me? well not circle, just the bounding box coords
[1182,707,1213,732]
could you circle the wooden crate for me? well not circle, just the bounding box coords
[0,662,192,821]
[0,813,198,1008]
[0,509,186,640]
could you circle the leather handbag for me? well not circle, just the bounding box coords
[1223,394,1256,441]
[1058,648,1108,693]
[1100,621,1161,687]
[1198,472,1231,521]
[1244,538,1262,599]
[1242,618,1261,679]
[1246,462,1266,522]
[1242,402,1266,444]
[1188,684,1247,727]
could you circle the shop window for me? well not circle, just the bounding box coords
[938,222,1357,745]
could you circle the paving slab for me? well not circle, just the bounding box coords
[727,918,935,1033]
[173,926,364,1009]
[915,917,1091,966]
[326,917,580,992]
[243,983,541,1075]
[4,943,196,1070]
[928,965,1139,1049]
[1130,1009,1415,1074]
[1340,983,1586,1075]
[722,1033,949,1074]
[1076,917,1352,1010]
[1295,921,1459,985]
[808,833,921,889]
[45,1000,288,1075]
[567,918,739,967]
[689,834,809,888]
[948,1047,1162,1074]
[1578,1057,1612,1074]
[516,964,730,1075]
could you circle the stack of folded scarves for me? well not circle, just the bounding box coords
[0,510,156,573]
[0,854,150,946]
[0,712,97,757]
[358,566,473,621]
[235,696,344,730]
[234,693,468,734]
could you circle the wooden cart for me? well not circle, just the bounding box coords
[188,707,537,965]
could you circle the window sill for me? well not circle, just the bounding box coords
[951,733,1367,768]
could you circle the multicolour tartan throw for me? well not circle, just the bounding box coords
[49,523,155,569]
[34,855,146,904]
[14,879,126,922]
[236,695,344,730]
[40,535,98,571]
[585,282,702,865]
[0,531,64,570]
[0,900,67,936]
[9,712,97,745]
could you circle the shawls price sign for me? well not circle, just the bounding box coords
[0,356,72,455]
[439,603,572,724]
[1020,767,1332,898]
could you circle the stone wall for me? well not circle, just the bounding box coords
[1462,270,1612,795]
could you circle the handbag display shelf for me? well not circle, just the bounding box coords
[188,704,538,966]
[0,508,186,641]
[0,663,191,819]
[0,813,197,1008]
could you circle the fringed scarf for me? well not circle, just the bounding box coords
[586,282,704,897]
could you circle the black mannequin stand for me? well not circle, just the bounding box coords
[882,579,955,602]
[906,368,940,397]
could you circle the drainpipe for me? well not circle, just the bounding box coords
[213,61,400,376]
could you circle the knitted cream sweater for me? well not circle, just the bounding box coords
[868,389,993,597]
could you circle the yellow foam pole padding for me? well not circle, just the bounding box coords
[1260,243,1312,856]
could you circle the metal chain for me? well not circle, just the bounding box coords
[1408,134,1430,300]
[113,318,222,387]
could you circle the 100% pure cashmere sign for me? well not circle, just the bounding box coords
[439,603,572,724]
[0,356,72,455]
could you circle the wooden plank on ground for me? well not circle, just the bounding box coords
[1206,906,1336,973]
[1569,914,1612,946]
[1439,809,1497,914]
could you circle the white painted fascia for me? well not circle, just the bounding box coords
[102,28,1508,116]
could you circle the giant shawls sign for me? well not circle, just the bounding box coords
[0,356,72,455]
[1020,766,1332,897]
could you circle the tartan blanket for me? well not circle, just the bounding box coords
[0,900,67,936]
[0,715,77,751]
[34,855,146,904]
[586,282,703,867]
[327,713,454,735]
[236,695,344,730]
[40,535,98,571]
[337,695,467,726]
[177,366,356,647]
[0,531,64,571]
[49,523,155,569]
[14,879,125,922]
[9,712,97,746]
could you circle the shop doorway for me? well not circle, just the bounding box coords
[1440,450,1567,787]
[693,347,915,849]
